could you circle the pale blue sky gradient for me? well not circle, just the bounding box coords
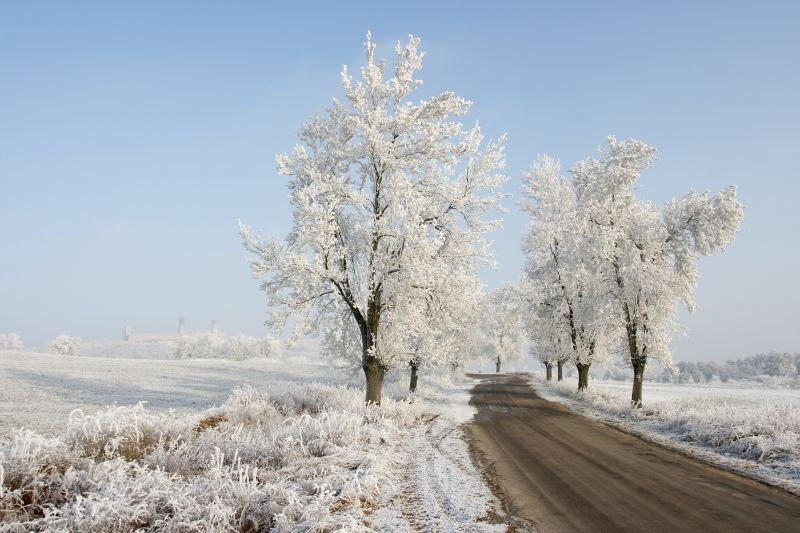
[1,1,798,360]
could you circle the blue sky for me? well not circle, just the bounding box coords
[1,1,798,361]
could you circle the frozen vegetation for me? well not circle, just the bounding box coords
[564,351,800,387]
[661,352,798,386]
[530,373,800,494]
[31,333,284,361]
[519,138,743,405]
[0,334,23,352]
[0,350,504,531]
[240,33,508,405]
[0,27,787,531]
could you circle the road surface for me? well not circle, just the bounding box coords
[464,374,800,533]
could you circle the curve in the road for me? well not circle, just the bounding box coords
[464,373,800,533]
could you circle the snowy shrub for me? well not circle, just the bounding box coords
[175,333,279,360]
[0,333,23,351]
[0,383,423,530]
[175,332,227,359]
[260,336,282,359]
[49,335,81,356]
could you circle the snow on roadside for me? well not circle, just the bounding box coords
[0,351,505,530]
[375,374,506,531]
[529,373,800,495]
[393,413,505,532]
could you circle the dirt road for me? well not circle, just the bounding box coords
[464,374,800,533]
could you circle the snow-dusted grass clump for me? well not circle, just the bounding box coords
[0,383,422,531]
[532,375,800,491]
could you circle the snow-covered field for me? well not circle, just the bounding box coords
[0,350,332,436]
[0,350,504,531]
[530,373,800,494]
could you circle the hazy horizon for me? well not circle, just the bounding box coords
[2,1,798,361]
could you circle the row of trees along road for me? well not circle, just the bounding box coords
[519,141,743,406]
[241,33,744,407]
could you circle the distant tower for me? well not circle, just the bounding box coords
[178,317,185,335]
[211,320,219,334]
[124,325,132,341]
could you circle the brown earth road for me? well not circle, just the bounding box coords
[464,373,800,533]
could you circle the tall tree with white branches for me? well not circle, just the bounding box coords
[240,33,507,404]
[406,271,482,393]
[520,155,615,390]
[573,136,744,406]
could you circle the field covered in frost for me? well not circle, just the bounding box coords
[0,350,504,531]
[530,373,800,494]
[0,349,330,436]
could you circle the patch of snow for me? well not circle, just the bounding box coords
[412,374,478,424]
[377,413,504,531]
[0,350,332,435]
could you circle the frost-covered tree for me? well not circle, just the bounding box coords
[241,33,507,404]
[260,337,282,359]
[175,333,276,360]
[406,274,482,392]
[519,155,615,390]
[573,136,743,406]
[0,333,24,351]
[481,286,525,373]
[527,341,561,381]
[227,334,270,361]
[50,335,80,356]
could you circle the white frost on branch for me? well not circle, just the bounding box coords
[519,155,615,371]
[520,136,742,403]
[240,33,507,401]
[572,136,743,372]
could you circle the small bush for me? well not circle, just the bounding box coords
[49,335,81,356]
[0,333,24,351]
[175,333,281,360]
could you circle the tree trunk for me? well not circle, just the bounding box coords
[577,362,590,391]
[496,358,501,373]
[557,360,564,381]
[409,360,419,393]
[631,363,645,408]
[545,362,553,381]
[622,307,646,408]
[363,355,385,405]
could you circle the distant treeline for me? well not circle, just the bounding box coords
[595,352,800,384]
